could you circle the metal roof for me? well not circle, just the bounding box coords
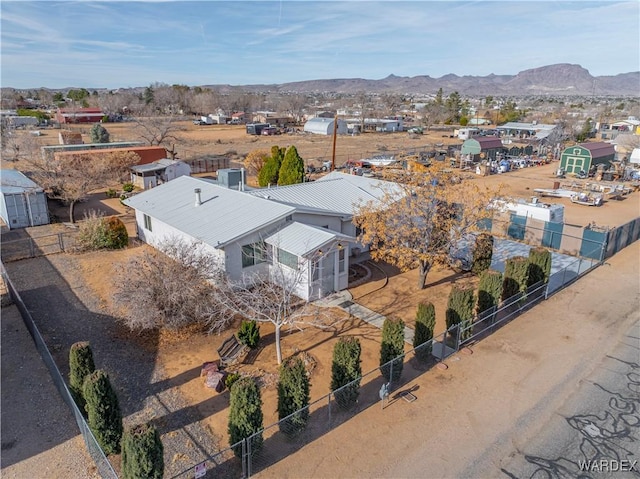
[1,169,43,194]
[496,122,557,131]
[265,222,351,257]
[249,172,401,215]
[130,159,176,173]
[124,176,295,248]
[578,142,616,157]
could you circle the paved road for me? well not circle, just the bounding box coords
[492,318,640,479]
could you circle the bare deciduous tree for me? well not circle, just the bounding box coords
[243,149,270,178]
[26,150,139,222]
[216,243,332,365]
[113,237,227,332]
[132,109,184,147]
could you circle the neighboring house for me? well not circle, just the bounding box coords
[130,159,191,189]
[55,107,105,124]
[598,117,640,140]
[124,176,352,301]
[0,169,50,229]
[41,141,146,160]
[51,145,168,165]
[303,117,348,135]
[559,142,616,175]
[496,122,560,142]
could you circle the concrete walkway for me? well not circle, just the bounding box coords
[314,290,415,344]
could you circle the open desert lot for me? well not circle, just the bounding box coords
[2,122,640,478]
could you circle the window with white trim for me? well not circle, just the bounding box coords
[241,242,266,268]
[338,248,345,273]
[277,248,298,270]
[143,214,152,231]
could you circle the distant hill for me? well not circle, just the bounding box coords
[209,64,639,96]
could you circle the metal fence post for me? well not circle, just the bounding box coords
[328,392,332,425]
[29,238,35,258]
[389,359,393,384]
[58,233,64,252]
[244,438,250,478]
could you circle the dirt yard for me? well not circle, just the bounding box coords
[3,123,640,477]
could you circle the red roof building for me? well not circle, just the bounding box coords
[54,146,168,165]
[55,107,105,124]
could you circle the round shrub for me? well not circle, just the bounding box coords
[103,216,129,249]
[237,320,260,349]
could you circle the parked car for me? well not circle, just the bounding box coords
[261,126,279,136]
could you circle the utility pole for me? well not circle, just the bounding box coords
[331,113,338,171]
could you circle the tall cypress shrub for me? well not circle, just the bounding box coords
[257,146,284,187]
[502,256,529,301]
[277,145,305,185]
[277,356,310,437]
[228,377,263,458]
[413,302,436,362]
[477,269,503,314]
[69,341,95,413]
[527,247,552,286]
[121,423,164,479]
[380,317,405,382]
[471,233,494,275]
[83,370,123,455]
[446,286,475,340]
[330,337,362,410]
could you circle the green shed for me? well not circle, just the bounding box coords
[559,142,615,175]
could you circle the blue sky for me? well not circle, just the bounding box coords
[1,1,639,89]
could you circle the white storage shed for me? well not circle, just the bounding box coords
[0,169,50,229]
[303,117,347,136]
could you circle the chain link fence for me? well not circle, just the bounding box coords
[214,249,604,477]
[1,264,118,478]
[1,231,78,262]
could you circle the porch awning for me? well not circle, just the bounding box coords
[265,222,355,257]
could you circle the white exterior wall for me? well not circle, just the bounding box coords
[134,210,225,270]
[290,212,342,232]
[165,162,191,181]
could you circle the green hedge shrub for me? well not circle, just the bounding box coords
[471,233,494,275]
[330,337,362,410]
[380,317,405,382]
[237,320,260,349]
[121,423,164,479]
[277,357,310,437]
[69,341,95,413]
[477,269,503,314]
[228,377,263,458]
[502,256,529,301]
[446,286,475,340]
[413,302,436,362]
[83,370,122,455]
[527,247,552,286]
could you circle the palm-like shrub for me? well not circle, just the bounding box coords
[237,320,260,349]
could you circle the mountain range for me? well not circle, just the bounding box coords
[211,64,639,97]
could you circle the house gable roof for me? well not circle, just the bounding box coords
[249,172,401,216]
[265,222,352,257]
[124,176,295,248]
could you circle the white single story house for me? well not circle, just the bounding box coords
[130,159,191,189]
[124,176,353,301]
[303,117,348,136]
